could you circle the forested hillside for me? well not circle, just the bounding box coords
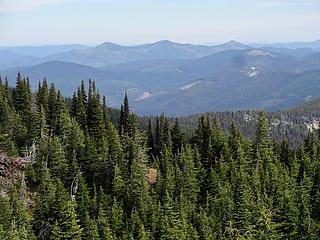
[139,99,320,148]
[1,75,320,239]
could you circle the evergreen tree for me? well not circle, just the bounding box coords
[47,137,69,181]
[75,86,87,131]
[172,118,183,155]
[37,78,49,115]
[47,83,57,135]
[160,191,186,240]
[119,91,130,137]
[179,146,199,204]
[87,80,104,146]
[110,200,125,239]
[147,118,155,158]
[52,200,82,240]
[97,208,114,240]
[52,180,82,240]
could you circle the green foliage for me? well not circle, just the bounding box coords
[1,77,320,239]
[97,208,114,240]
[52,201,82,240]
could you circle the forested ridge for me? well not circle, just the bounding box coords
[1,75,320,239]
[139,99,320,148]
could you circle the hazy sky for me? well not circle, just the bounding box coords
[0,0,319,46]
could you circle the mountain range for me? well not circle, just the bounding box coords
[1,39,320,116]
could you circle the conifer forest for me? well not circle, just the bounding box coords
[1,74,320,240]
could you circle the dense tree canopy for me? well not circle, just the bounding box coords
[0,75,320,239]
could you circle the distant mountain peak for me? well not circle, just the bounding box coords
[153,40,177,46]
[221,40,248,48]
[95,42,123,50]
[226,40,240,44]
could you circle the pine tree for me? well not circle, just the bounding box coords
[70,91,78,118]
[52,201,82,240]
[97,208,114,240]
[3,77,12,106]
[63,118,85,182]
[160,191,186,240]
[51,180,82,240]
[12,73,35,145]
[47,137,69,181]
[76,176,91,227]
[81,136,100,187]
[172,118,183,155]
[179,146,199,204]
[297,173,312,239]
[128,149,149,215]
[130,208,150,240]
[310,159,320,234]
[82,212,99,240]
[254,111,276,198]
[52,90,71,137]
[194,115,212,171]
[122,91,130,134]
[47,83,57,135]
[102,96,109,129]
[147,118,155,158]
[8,186,36,240]
[87,80,104,146]
[12,73,31,114]
[112,164,126,201]
[110,199,125,238]
[105,123,123,192]
[197,207,215,240]
[74,86,87,131]
[37,78,49,115]
[155,117,161,156]
[33,164,56,238]
[0,195,13,230]
[273,170,299,239]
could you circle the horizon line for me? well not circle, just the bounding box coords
[1,38,320,48]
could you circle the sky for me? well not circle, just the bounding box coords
[0,0,319,46]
